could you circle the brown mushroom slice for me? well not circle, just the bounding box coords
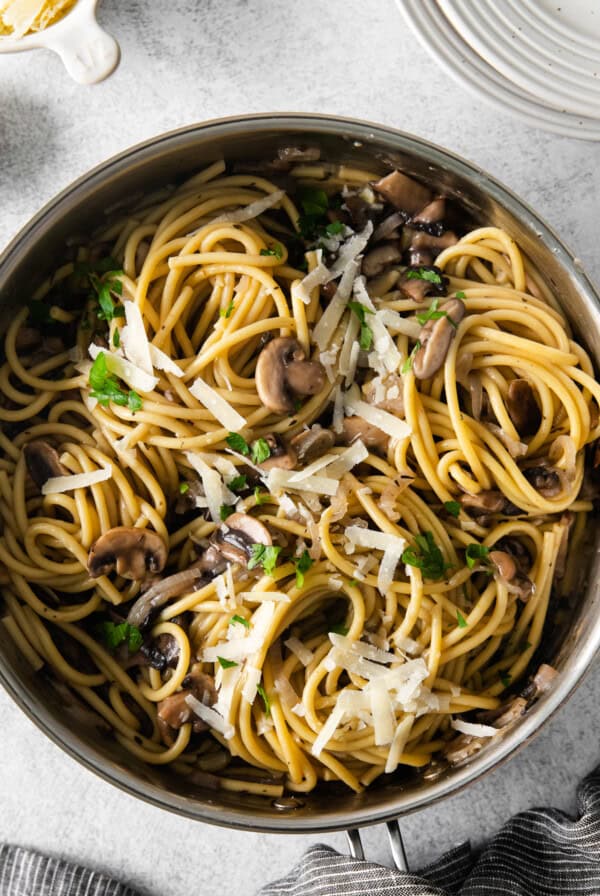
[277,145,321,162]
[372,211,405,243]
[488,550,534,601]
[522,464,562,498]
[289,426,335,464]
[506,379,541,437]
[338,417,389,452]
[127,562,212,629]
[373,170,432,215]
[408,230,458,266]
[88,527,168,580]
[493,537,532,575]
[157,668,217,744]
[214,512,272,566]
[412,297,465,380]
[398,265,447,303]
[255,337,326,416]
[412,197,446,226]
[361,242,403,278]
[479,696,527,728]
[23,440,67,490]
[459,490,507,514]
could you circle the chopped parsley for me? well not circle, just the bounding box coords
[347,301,374,351]
[226,432,250,456]
[297,187,333,241]
[329,622,349,636]
[220,299,235,319]
[444,501,461,518]
[402,531,451,581]
[254,487,269,505]
[500,672,512,688]
[405,267,443,285]
[293,550,313,588]
[112,328,121,348]
[325,220,345,236]
[88,352,143,412]
[219,504,235,521]
[416,297,446,326]
[228,474,247,492]
[179,482,190,494]
[230,614,250,629]
[251,438,271,465]
[456,609,468,629]
[260,244,283,259]
[217,656,238,669]
[256,683,271,716]
[89,267,125,323]
[455,291,466,299]
[96,620,143,653]
[248,544,281,576]
[465,543,490,570]
[401,340,421,374]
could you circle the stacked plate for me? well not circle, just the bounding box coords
[397,0,600,140]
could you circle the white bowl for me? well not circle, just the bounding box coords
[0,0,119,84]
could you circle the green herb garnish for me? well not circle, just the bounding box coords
[217,656,238,669]
[220,504,235,521]
[415,297,446,326]
[220,299,235,319]
[254,487,269,505]
[325,220,345,236]
[402,531,451,581]
[347,300,374,351]
[90,268,124,322]
[455,291,466,299]
[228,474,247,492]
[500,672,512,688]
[293,550,313,588]
[179,482,190,494]
[297,187,331,240]
[226,433,250,456]
[256,683,271,716]
[260,245,283,259]
[465,543,490,570]
[230,614,250,629]
[112,328,121,348]
[329,622,349,636]
[401,340,421,374]
[444,501,461,518]
[96,620,143,653]
[251,438,271,465]
[248,544,281,576]
[456,609,468,629]
[405,267,442,285]
[88,352,143,411]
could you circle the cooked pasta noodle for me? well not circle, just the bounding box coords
[1,155,598,795]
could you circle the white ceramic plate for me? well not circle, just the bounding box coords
[396,0,600,141]
[0,0,119,84]
[440,0,600,118]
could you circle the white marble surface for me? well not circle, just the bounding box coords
[1,1,600,893]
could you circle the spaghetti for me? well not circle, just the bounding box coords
[1,155,598,796]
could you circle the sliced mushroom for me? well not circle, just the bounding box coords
[412,197,446,228]
[343,194,373,231]
[373,169,432,215]
[88,527,168,580]
[522,464,562,498]
[412,297,465,380]
[409,230,458,266]
[23,440,67,490]
[126,562,210,629]
[255,337,326,416]
[361,242,403,278]
[506,379,541,437]
[460,490,507,514]
[398,265,448,303]
[443,733,486,765]
[255,434,297,471]
[214,512,272,566]
[338,417,389,452]
[289,426,335,464]
[157,667,217,745]
[493,537,532,575]
[532,663,557,695]
[478,696,527,728]
[489,550,517,582]
[372,211,405,243]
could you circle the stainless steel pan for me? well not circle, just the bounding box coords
[1,115,600,851]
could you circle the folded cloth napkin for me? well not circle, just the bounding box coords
[3,766,600,896]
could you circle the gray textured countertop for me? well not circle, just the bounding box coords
[1,2,600,893]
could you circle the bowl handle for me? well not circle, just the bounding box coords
[346,819,409,871]
[43,3,119,84]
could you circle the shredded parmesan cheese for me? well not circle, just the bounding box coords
[214,189,285,224]
[189,377,246,430]
[41,466,112,495]
[450,718,498,738]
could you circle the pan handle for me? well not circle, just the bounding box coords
[346,819,409,872]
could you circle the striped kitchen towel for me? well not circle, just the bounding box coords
[2,766,600,895]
